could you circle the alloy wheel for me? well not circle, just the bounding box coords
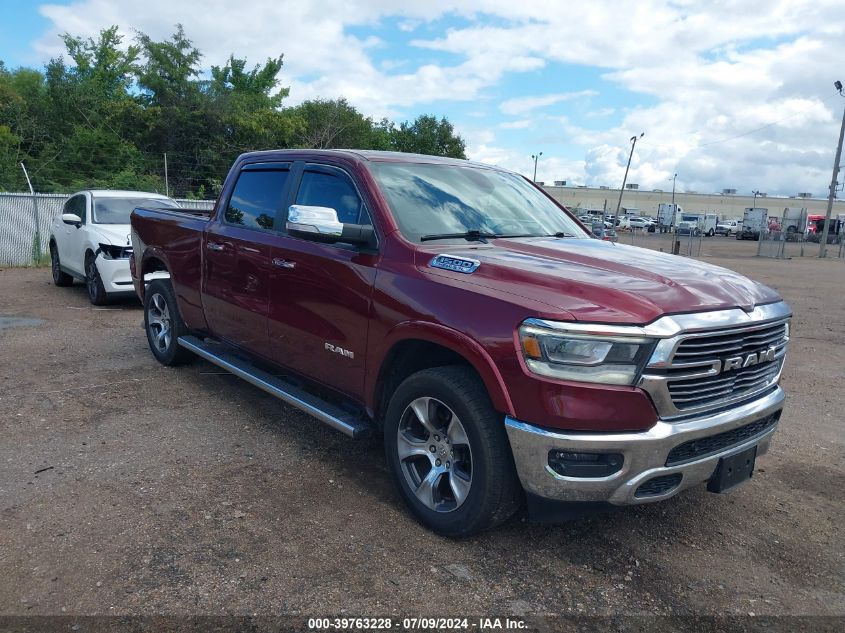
[147,292,172,353]
[51,247,60,282]
[86,260,99,301]
[397,397,473,513]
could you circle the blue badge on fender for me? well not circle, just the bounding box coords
[429,254,481,274]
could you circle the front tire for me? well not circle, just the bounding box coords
[384,366,522,537]
[144,279,193,366]
[85,254,109,305]
[50,243,73,287]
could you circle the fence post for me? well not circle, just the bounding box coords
[20,163,42,263]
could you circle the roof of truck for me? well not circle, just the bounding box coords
[239,149,501,171]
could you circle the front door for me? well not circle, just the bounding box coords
[202,164,292,358]
[59,194,88,275]
[268,163,379,399]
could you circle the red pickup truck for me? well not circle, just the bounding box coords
[130,150,791,536]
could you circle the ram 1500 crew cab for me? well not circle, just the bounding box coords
[130,150,791,536]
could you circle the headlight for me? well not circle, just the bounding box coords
[518,320,656,385]
[99,243,132,259]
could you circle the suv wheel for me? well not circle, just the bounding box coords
[85,254,109,305]
[50,243,73,287]
[144,279,193,366]
[384,366,521,536]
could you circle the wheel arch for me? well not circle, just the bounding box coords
[136,247,171,302]
[368,323,514,426]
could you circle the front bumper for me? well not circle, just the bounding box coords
[96,254,167,295]
[505,387,783,505]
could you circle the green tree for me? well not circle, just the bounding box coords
[0,24,468,197]
[290,98,388,149]
[390,114,466,158]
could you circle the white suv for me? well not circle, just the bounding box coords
[49,190,178,304]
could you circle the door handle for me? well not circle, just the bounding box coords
[206,242,228,252]
[272,257,296,269]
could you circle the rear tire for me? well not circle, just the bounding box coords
[50,243,73,287]
[144,279,193,366]
[85,254,109,305]
[384,366,522,537]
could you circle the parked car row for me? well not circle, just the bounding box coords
[48,151,792,538]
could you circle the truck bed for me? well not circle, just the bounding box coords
[131,206,211,330]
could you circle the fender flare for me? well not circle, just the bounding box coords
[367,321,515,417]
[137,246,171,301]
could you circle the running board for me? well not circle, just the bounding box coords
[178,335,371,439]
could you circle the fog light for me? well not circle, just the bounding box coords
[548,451,624,478]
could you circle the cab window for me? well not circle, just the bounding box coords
[225,169,290,231]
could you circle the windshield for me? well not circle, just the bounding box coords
[368,162,587,243]
[93,197,179,224]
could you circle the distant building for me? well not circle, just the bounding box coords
[542,183,845,219]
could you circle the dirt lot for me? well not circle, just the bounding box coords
[0,237,843,624]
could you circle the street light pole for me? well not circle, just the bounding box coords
[615,133,644,215]
[752,190,760,209]
[820,81,845,258]
[671,173,677,206]
[531,152,543,182]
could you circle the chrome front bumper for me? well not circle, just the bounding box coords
[505,387,784,505]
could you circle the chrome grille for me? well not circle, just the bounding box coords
[665,321,788,412]
[640,313,790,419]
[671,322,787,361]
[668,358,783,409]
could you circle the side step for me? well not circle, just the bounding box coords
[178,335,371,439]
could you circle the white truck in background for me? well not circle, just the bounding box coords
[657,203,680,233]
[779,208,808,235]
[738,208,768,240]
[675,211,718,237]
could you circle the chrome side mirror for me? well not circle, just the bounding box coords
[62,213,82,227]
[287,205,343,236]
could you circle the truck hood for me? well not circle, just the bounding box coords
[91,224,132,247]
[420,237,781,324]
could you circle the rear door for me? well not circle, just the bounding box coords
[202,163,293,358]
[267,163,379,399]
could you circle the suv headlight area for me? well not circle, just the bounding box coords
[518,319,656,385]
[98,243,133,259]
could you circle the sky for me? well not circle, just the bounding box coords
[1,0,844,197]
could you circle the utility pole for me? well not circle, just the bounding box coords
[20,162,42,262]
[671,173,677,206]
[531,152,543,182]
[616,133,644,215]
[164,152,170,198]
[820,80,845,258]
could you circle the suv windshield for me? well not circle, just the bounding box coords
[369,162,586,243]
[93,197,178,224]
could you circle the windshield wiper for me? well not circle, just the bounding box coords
[420,230,538,243]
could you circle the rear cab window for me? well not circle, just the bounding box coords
[225,167,291,232]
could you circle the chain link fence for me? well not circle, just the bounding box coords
[0,192,215,266]
[757,230,845,259]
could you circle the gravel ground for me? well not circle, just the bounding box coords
[0,237,843,623]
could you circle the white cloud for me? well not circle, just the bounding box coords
[499,90,598,115]
[25,0,845,195]
[499,119,533,129]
